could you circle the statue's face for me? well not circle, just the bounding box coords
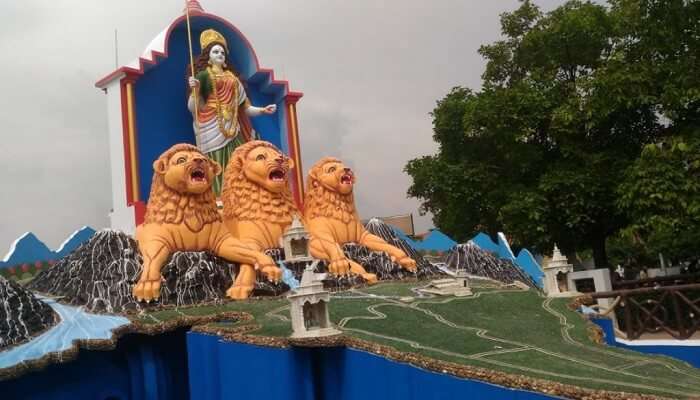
[242,145,294,193]
[209,44,226,66]
[156,150,221,194]
[317,161,355,195]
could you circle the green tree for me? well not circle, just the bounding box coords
[618,136,700,265]
[610,0,700,266]
[608,0,699,128]
[405,0,699,267]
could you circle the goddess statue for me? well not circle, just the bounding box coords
[187,29,277,195]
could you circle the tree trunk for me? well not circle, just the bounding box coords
[591,236,609,269]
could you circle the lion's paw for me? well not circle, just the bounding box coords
[397,256,417,272]
[133,279,161,302]
[361,273,378,284]
[328,259,351,276]
[261,265,282,283]
[226,285,254,300]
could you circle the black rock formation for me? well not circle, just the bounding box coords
[0,276,55,350]
[364,218,440,276]
[29,230,288,313]
[445,242,538,288]
[293,218,443,289]
[264,248,365,291]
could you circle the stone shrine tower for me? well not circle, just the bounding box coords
[288,270,341,339]
[543,245,574,297]
[280,216,312,263]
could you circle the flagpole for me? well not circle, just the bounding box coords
[185,2,201,149]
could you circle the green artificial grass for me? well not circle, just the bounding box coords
[134,281,700,398]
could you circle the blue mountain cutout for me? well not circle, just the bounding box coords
[377,222,543,287]
[2,223,544,287]
[0,227,96,269]
[385,227,458,252]
[54,227,97,259]
[414,230,458,252]
[471,232,544,287]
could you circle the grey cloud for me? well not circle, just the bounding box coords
[298,100,354,175]
[0,0,567,250]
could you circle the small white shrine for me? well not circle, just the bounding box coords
[288,268,341,339]
[543,244,575,297]
[280,216,313,263]
[419,271,472,297]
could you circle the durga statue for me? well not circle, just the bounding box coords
[187,29,277,195]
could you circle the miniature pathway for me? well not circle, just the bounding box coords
[540,297,700,380]
[0,297,130,370]
[335,286,700,398]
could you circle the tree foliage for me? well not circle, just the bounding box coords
[406,0,699,267]
[618,136,700,263]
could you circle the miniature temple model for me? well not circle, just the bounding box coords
[420,271,472,297]
[281,216,313,263]
[542,245,616,321]
[543,244,575,297]
[288,266,341,339]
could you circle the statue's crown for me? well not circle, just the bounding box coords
[200,29,227,51]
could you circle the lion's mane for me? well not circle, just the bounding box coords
[222,141,298,224]
[143,143,220,230]
[303,157,357,224]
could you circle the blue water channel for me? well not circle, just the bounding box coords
[0,297,130,370]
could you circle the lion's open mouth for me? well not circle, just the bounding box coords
[341,174,353,184]
[190,168,206,183]
[269,168,286,182]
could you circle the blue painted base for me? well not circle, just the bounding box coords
[1,328,190,400]
[2,329,566,399]
[187,332,560,400]
[592,318,700,368]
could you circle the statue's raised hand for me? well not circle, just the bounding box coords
[262,104,277,114]
[188,77,200,89]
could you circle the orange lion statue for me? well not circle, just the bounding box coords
[221,140,298,299]
[304,157,417,282]
[133,143,279,302]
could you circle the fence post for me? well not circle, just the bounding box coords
[670,291,687,339]
[623,295,635,339]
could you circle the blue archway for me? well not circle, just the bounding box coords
[131,14,295,201]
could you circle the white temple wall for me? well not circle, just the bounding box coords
[105,78,136,235]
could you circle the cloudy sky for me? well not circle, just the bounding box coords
[0,0,564,251]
